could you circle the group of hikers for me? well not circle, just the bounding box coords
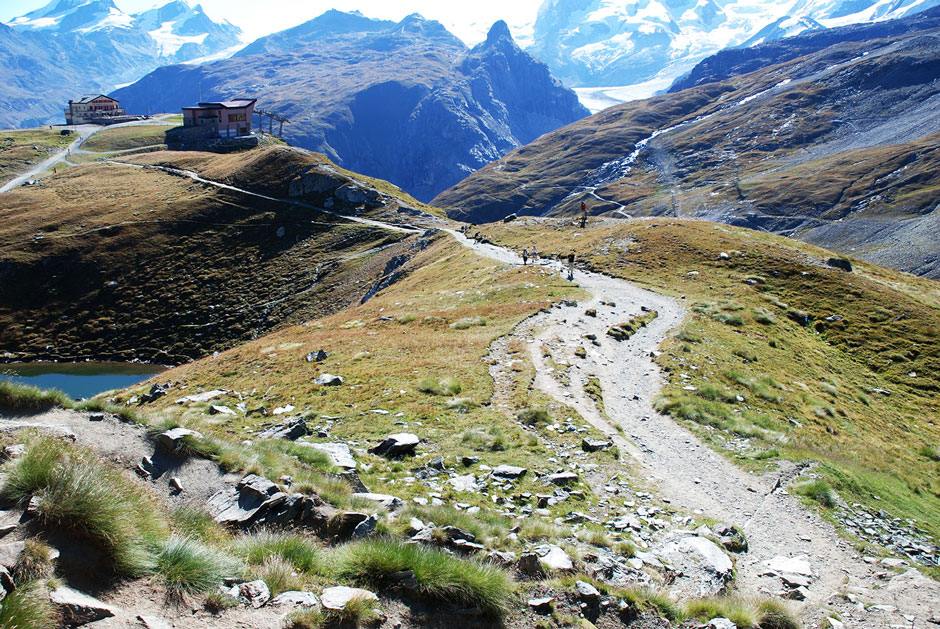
[521,246,576,280]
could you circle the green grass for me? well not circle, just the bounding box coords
[617,587,682,622]
[684,596,798,629]
[517,407,550,426]
[81,125,177,152]
[398,504,509,543]
[155,535,235,597]
[288,596,382,628]
[450,316,488,330]
[794,478,838,508]
[13,539,57,582]
[254,556,306,596]
[333,538,514,617]
[2,435,168,576]
[0,580,58,628]
[460,427,507,451]
[235,531,324,573]
[418,376,462,396]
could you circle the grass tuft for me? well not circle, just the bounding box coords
[794,478,838,508]
[334,538,513,617]
[13,539,57,582]
[0,380,71,412]
[0,579,59,628]
[155,535,235,597]
[235,530,324,573]
[517,408,550,426]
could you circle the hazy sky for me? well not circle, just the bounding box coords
[0,0,545,45]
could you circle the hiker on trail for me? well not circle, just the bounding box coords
[532,245,538,260]
[522,248,529,265]
[580,202,587,228]
[567,252,575,280]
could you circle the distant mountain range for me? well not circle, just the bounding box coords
[435,7,940,278]
[0,0,241,128]
[527,0,940,97]
[113,13,589,201]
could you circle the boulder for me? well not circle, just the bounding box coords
[306,349,329,362]
[535,544,574,571]
[233,580,270,608]
[516,553,547,579]
[654,534,733,597]
[157,427,203,452]
[329,512,377,540]
[314,374,344,386]
[368,433,420,457]
[765,555,814,578]
[49,586,118,625]
[257,417,308,441]
[491,465,527,480]
[827,257,853,272]
[289,171,343,197]
[295,442,356,469]
[582,438,611,452]
[0,541,25,570]
[441,526,475,543]
[208,405,236,416]
[528,596,554,613]
[271,590,320,608]
[708,618,737,629]
[205,474,329,530]
[320,586,378,610]
[575,580,600,601]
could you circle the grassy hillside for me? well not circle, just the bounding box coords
[80,123,178,152]
[477,218,940,550]
[0,150,418,364]
[0,128,74,185]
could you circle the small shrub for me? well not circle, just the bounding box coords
[446,397,476,411]
[288,596,382,628]
[285,443,334,471]
[677,328,703,343]
[733,347,758,362]
[460,428,506,452]
[714,312,745,327]
[618,587,682,622]
[398,314,417,324]
[794,478,837,508]
[614,541,636,558]
[698,384,738,403]
[517,519,567,542]
[440,376,462,396]
[155,535,234,597]
[172,505,231,545]
[517,408,550,426]
[334,539,513,617]
[0,380,71,412]
[0,580,58,628]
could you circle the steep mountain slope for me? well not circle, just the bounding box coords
[528,0,940,95]
[434,25,940,278]
[671,4,940,91]
[112,15,589,202]
[0,0,241,128]
[0,142,435,364]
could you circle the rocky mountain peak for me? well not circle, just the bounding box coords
[485,20,513,45]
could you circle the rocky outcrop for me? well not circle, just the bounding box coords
[205,474,332,530]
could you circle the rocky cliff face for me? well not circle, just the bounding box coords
[112,15,588,201]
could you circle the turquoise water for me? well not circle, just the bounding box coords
[0,362,164,400]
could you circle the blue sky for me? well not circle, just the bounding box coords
[0,0,543,45]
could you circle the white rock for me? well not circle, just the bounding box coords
[175,389,226,404]
[295,442,356,469]
[709,618,736,629]
[535,544,573,571]
[766,555,813,577]
[448,474,478,492]
[271,591,320,608]
[320,586,378,610]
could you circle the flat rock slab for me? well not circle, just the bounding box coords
[448,474,478,492]
[258,417,308,441]
[320,586,378,610]
[50,586,118,625]
[765,555,814,578]
[543,471,578,485]
[314,374,344,386]
[271,590,320,608]
[0,541,25,570]
[157,427,203,452]
[296,442,356,469]
[491,465,527,479]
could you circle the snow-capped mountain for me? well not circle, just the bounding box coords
[529,0,940,103]
[0,0,242,127]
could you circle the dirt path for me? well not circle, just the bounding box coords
[449,229,940,628]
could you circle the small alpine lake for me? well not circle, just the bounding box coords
[0,362,165,400]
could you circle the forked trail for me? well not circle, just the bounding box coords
[450,229,940,629]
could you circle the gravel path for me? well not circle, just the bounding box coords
[450,229,940,628]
